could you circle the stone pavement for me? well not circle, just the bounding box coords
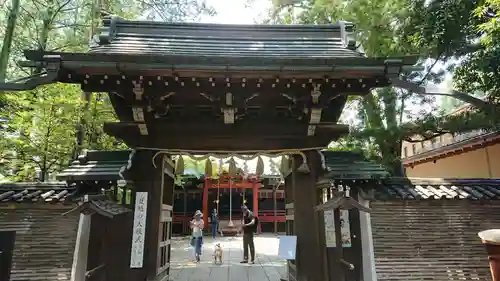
[169,234,287,281]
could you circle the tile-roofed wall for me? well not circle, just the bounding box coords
[0,182,79,281]
[371,200,500,281]
[0,182,77,203]
[374,178,500,200]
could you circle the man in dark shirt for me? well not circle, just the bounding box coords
[240,205,255,264]
[211,208,219,238]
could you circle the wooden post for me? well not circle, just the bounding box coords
[273,186,277,233]
[123,150,166,281]
[253,182,260,233]
[292,152,325,281]
[358,195,377,281]
[334,208,345,281]
[183,189,188,234]
[203,179,209,228]
[70,212,92,281]
[284,166,296,281]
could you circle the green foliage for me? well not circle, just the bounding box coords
[267,0,499,176]
[0,0,215,181]
[82,93,128,151]
[403,0,482,59]
[1,84,82,181]
[403,0,500,130]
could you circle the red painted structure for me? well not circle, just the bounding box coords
[172,176,286,234]
[202,175,261,228]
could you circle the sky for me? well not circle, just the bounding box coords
[201,0,270,24]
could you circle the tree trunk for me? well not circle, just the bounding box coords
[0,0,21,81]
[379,140,406,177]
[34,2,54,74]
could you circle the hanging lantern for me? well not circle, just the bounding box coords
[175,155,184,175]
[256,156,264,176]
[280,156,290,176]
[228,157,238,177]
[204,159,213,177]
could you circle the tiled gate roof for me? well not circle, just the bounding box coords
[57,150,131,181]
[92,16,365,59]
[322,151,389,180]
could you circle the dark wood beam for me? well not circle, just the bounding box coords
[104,124,340,151]
[80,75,379,97]
[104,121,349,138]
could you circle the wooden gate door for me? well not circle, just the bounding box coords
[0,231,16,281]
[157,204,173,280]
[285,203,297,281]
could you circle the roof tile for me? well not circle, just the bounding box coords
[92,16,363,59]
[0,182,77,203]
[375,179,500,200]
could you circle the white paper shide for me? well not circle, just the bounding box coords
[130,192,148,268]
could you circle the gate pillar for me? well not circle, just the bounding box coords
[122,149,175,281]
[288,151,326,281]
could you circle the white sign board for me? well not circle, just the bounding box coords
[323,209,352,248]
[340,210,352,247]
[324,209,336,247]
[130,192,148,268]
[278,235,297,260]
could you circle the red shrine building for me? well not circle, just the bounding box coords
[173,173,285,235]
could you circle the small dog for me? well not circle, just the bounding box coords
[213,243,223,264]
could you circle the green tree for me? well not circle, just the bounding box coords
[0,0,21,81]
[82,93,128,151]
[266,0,497,175]
[403,0,500,117]
[1,84,82,181]
[0,0,216,181]
[267,0,433,175]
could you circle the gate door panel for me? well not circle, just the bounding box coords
[157,204,172,279]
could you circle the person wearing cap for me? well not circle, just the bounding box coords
[240,205,256,264]
[190,210,204,262]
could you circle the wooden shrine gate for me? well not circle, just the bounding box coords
[0,14,416,281]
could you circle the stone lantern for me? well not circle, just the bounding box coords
[478,229,500,281]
